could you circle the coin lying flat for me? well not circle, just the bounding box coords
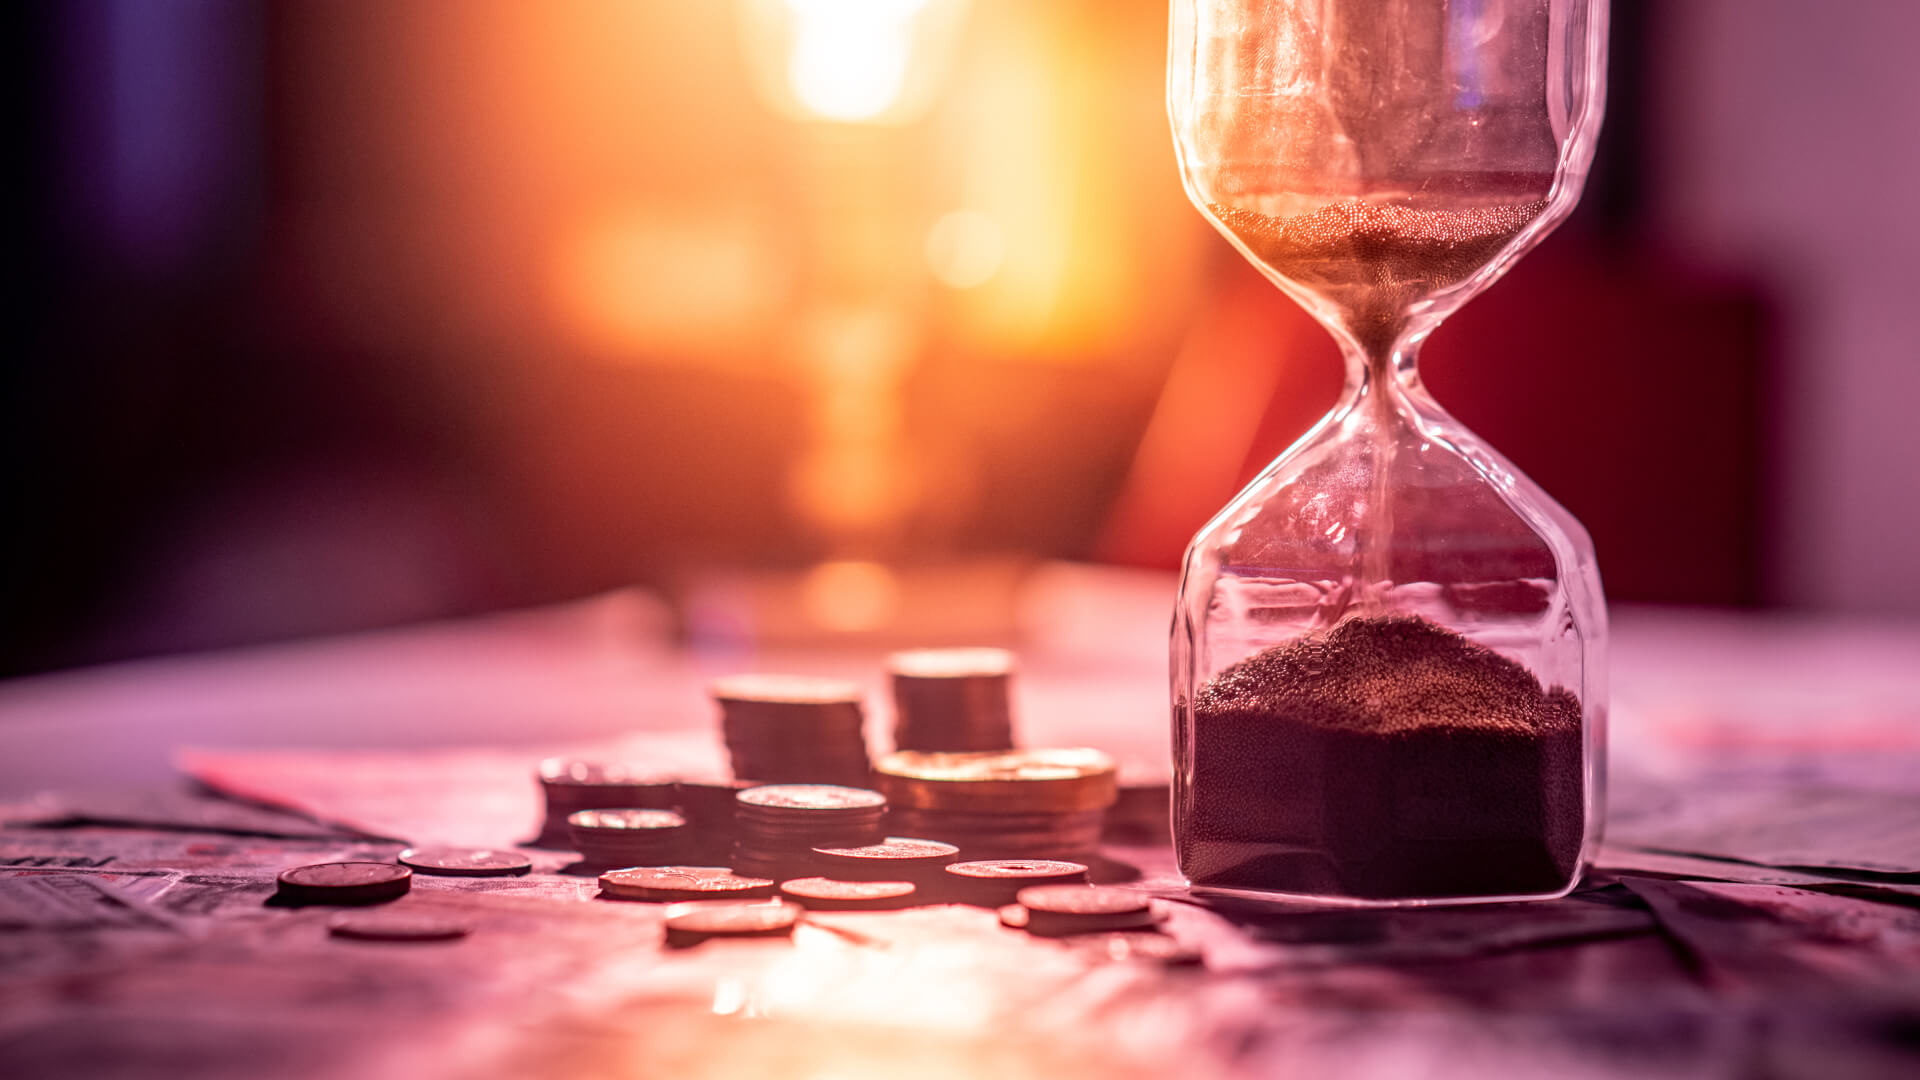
[327,910,470,942]
[779,877,918,910]
[397,847,533,877]
[598,866,775,902]
[1014,885,1158,934]
[1091,932,1204,966]
[663,899,802,940]
[810,837,959,880]
[1016,884,1151,916]
[277,862,412,905]
[944,859,1088,905]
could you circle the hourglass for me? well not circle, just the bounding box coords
[1167,0,1609,904]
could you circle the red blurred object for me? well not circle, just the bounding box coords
[1101,233,1772,607]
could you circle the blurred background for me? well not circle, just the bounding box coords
[6,0,1918,678]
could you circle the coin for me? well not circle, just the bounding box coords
[888,648,1016,754]
[737,785,888,813]
[710,674,864,704]
[538,758,676,787]
[875,749,1117,813]
[1015,885,1150,916]
[810,837,959,880]
[1092,932,1204,966]
[888,647,1014,679]
[663,899,802,940]
[947,859,1090,882]
[598,866,775,902]
[328,910,470,942]
[397,847,533,877]
[778,877,918,910]
[944,859,1087,904]
[1014,885,1158,934]
[277,862,412,905]
[568,808,687,830]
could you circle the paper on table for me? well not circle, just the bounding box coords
[0,869,184,931]
[177,730,727,847]
[1606,777,1920,878]
[1621,877,1920,992]
[2,782,368,840]
[1594,847,1920,906]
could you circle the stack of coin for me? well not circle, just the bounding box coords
[887,648,1017,752]
[568,808,688,868]
[1101,780,1173,846]
[671,778,756,863]
[874,748,1117,861]
[711,675,873,786]
[536,759,679,847]
[730,784,887,880]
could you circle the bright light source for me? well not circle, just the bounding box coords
[742,0,961,125]
[783,0,932,122]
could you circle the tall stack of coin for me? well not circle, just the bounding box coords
[730,784,888,880]
[874,748,1117,862]
[711,675,873,786]
[535,759,678,847]
[887,648,1017,752]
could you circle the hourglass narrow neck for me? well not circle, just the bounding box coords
[1335,325,1428,420]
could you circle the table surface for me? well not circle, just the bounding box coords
[4,565,1919,1080]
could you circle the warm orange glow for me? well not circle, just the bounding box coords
[547,205,782,360]
[783,0,931,121]
[925,209,1005,288]
[799,559,902,631]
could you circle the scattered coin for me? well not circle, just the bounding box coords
[1014,885,1158,934]
[397,847,533,877]
[944,859,1088,905]
[276,862,413,905]
[779,877,919,910]
[810,837,959,881]
[598,866,775,902]
[663,899,802,941]
[327,910,470,942]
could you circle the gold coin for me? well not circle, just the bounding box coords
[874,749,1118,813]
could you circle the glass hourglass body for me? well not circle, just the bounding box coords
[1167,0,1609,905]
